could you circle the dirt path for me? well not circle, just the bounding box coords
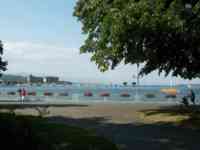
[39,103,200,150]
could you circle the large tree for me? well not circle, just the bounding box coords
[74,0,200,79]
[0,41,7,75]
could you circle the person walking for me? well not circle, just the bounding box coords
[21,88,27,102]
[18,88,22,102]
[187,85,196,105]
[189,89,195,105]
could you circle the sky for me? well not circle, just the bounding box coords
[0,0,199,85]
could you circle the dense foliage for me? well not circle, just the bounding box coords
[0,41,7,74]
[74,0,200,79]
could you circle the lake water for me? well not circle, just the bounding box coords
[0,84,199,104]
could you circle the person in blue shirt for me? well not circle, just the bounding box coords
[189,89,195,105]
[187,85,196,105]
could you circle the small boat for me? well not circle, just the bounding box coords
[145,93,156,98]
[161,88,177,98]
[165,94,176,98]
[28,92,36,96]
[59,92,68,96]
[7,91,16,95]
[44,92,53,96]
[120,92,130,97]
[100,92,110,97]
[84,91,93,97]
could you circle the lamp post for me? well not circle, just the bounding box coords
[136,63,140,86]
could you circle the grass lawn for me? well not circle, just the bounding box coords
[0,113,118,150]
[139,105,200,129]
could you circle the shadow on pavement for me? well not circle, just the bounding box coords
[47,115,200,150]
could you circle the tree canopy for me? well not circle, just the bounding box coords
[74,0,200,79]
[0,41,7,75]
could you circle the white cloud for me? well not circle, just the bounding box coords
[3,41,133,83]
[2,40,200,85]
